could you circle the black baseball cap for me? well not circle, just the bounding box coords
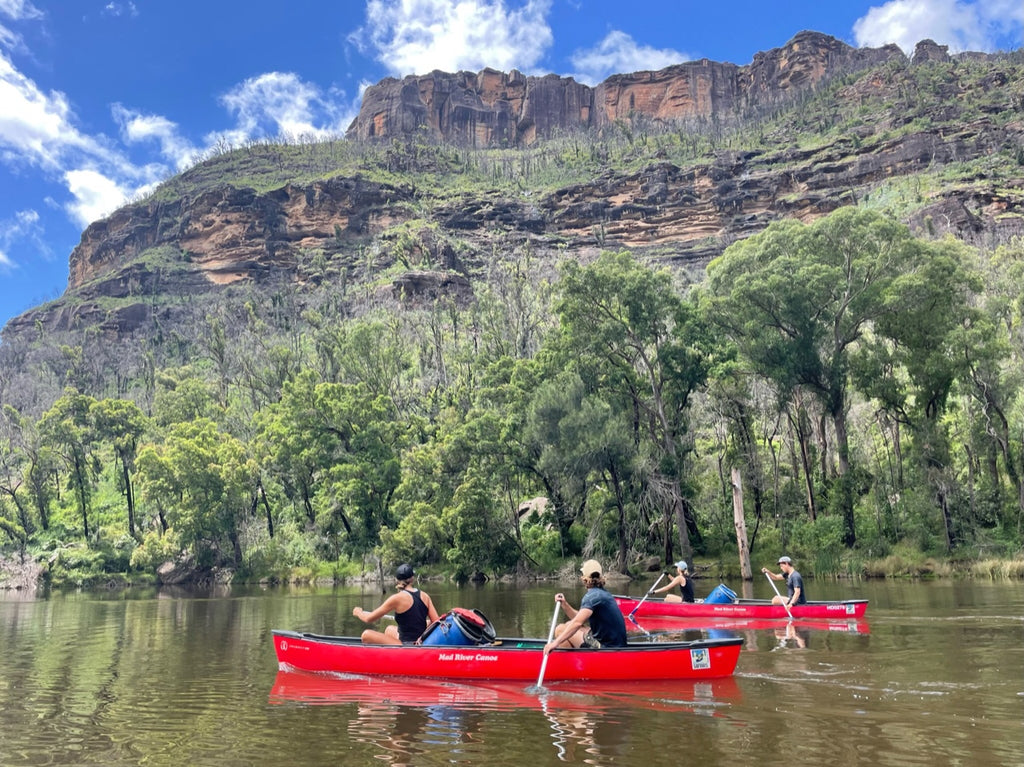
[396,563,415,579]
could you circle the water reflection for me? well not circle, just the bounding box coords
[771,622,811,650]
[270,670,743,765]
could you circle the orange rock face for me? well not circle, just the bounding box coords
[347,32,901,147]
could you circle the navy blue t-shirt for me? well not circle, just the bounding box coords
[580,586,628,647]
[786,570,807,604]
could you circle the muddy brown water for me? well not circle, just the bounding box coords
[1,578,1020,766]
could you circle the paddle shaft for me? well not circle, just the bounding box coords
[629,572,667,618]
[535,601,562,689]
[764,571,794,618]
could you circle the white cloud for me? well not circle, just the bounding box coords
[63,168,127,228]
[571,30,688,85]
[218,71,349,141]
[853,0,1024,55]
[101,2,138,18]
[355,0,554,76]
[113,105,201,172]
[0,208,42,269]
[0,0,44,22]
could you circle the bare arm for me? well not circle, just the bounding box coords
[555,592,578,621]
[353,593,405,624]
[422,593,440,623]
[761,567,783,581]
[654,575,683,594]
[545,606,593,652]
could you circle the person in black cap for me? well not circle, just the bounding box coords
[354,563,440,645]
[652,560,696,603]
[762,556,806,607]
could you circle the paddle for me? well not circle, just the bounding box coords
[625,573,666,637]
[531,600,562,692]
[628,573,666,620]
[764,571,794,619]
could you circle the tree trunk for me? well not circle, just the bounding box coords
[731,468,752,580]
[833,407,857,547]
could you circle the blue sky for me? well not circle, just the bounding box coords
[0,0,1021,332]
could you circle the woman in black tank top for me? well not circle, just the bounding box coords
[652,560,697,603]
[353,563,440,644]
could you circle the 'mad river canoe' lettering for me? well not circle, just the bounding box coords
[437,652,500,661]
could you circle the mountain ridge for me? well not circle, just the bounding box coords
[2,31,1022,347]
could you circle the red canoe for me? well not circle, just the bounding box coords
[626,615,871,635]
[614,595,868,620]
[272,630,743,681]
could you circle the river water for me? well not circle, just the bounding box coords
[0,578,1020,766]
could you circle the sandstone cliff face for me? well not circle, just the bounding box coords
[347,31,905,146]
[4,31,1021,341]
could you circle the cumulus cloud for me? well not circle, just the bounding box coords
[354,0,554,75]
[0,49,137,229]
[853,0,1024,55]
[63,169,128,228]
[113,105,204,172]
[570,30,689,85]
[218,72,350,141]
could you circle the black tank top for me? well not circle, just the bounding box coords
[395,588,430,643]
[679,578,695,603]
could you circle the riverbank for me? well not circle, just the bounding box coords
[2,552,1022,595]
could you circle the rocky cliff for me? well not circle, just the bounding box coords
[4,32,1022,342]
[347,31,903,146]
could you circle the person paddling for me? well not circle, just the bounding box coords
[353,563,439,645]
[762,556,806,609]
[543,559,628,653]
[651,560,697,603]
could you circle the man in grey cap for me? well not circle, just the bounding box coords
[762,556,806,607]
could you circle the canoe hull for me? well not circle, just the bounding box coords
[615,595,868,620]
[273,630,743,681]
[628,616,871,635]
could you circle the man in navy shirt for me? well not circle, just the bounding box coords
[762,555,807,607]
[544,559,628,652]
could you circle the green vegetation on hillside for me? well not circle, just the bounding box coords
[2,55,1023,588]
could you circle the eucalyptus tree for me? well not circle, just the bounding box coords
[851,236,984,549]
[967,238,1024,528]
[553,251,713,564]
[705,207,978,548]
[521,371,638,571]
[38,389,97,540]
[135,417,254,567]
[90,398,148,541]
[0,406,36,541]
[256,371,406,556]
[381,356,546,573]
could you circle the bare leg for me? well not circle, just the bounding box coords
[552,622,585,648]
[360,628,402,645]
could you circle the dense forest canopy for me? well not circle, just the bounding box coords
[1,51,1023,587]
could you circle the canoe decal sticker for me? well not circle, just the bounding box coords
[691,648,710,670]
